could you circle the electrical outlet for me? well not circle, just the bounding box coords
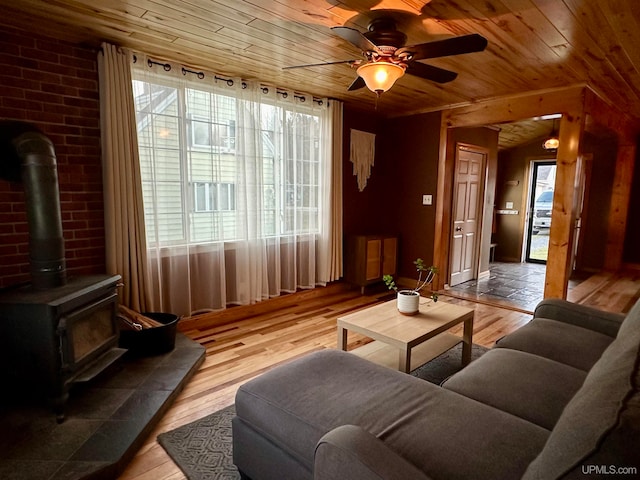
[422,194,433,206]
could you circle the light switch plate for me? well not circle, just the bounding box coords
[423,194,433,205]
[506,201,514,209]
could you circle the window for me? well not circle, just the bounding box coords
[189,114,236,152]
[193,182,236,212]
[132,75,324,247]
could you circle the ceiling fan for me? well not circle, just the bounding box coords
[284,18,488,96]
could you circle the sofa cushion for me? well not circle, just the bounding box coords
[533,298,624,337]
[495,318,613,371]
[442,348,587,430]
[235,349,549,480]
[522,306,640,480]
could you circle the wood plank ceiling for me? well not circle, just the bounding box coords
[1,0,639,126]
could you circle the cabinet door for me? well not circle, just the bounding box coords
[382,237,397,275]
[365,239,382,281]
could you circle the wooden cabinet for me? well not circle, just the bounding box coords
[345,235,398,292]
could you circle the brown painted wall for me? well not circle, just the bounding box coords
[579,133,617,270]
[378,111,442,278]
[0,24,104,289]
[624,142,640,264]
[342,106,386,236]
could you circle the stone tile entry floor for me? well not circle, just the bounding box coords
[445,262,547,312]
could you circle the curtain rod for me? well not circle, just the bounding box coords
[134,54,327,106]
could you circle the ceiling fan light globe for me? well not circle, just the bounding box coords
[356,62,405,93]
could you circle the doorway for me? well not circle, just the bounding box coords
[525,161,556,264]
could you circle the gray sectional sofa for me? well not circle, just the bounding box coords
[232,298,640,480]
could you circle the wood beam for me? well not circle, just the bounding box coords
[545,112,585,299]
[434,113,452,290]
[442,86,586,128]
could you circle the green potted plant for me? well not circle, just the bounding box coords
[383,258,438,315]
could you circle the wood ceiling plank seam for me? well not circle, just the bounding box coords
[213,24,323,54]
[562,0,640,101]
[150,0,354,60]
[288,0,375,28]
[551,45,638,111]
[240,0,354,29]
[247,17,347,45]
[425,0,567,85]
[1,0,134,39]
[495,0,569,48]
[597,2,640,77]
[151,0,255,25]
[533,0,638,108]
[479,9,568,65]
[140,11,226,39]
[36,0,146,18]
[17,0,185,45]
[419,11,552,85]
[140,2,229,33]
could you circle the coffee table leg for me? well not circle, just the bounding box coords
[462,316,474,366]
[399,348,411,373]
[338,326,347,351]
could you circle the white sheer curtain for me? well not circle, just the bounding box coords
[132,56,341,316]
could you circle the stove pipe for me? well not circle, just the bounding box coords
[0,121,66,289]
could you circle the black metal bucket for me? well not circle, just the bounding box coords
[118,312,179,356]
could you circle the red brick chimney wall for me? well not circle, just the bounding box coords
[0,25,105,288]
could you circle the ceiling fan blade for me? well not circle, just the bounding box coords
[406,62,458,84]
[331,26,381,54]
[397,34,488,61]
[347,76,366,91]
[283,60,358,70]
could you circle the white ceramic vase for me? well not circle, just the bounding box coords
[397,290,420,315]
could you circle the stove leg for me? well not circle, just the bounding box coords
[51,391,68,423]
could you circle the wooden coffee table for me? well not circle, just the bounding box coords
[337,299,474,373]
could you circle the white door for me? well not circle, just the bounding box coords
[450,145,486,287]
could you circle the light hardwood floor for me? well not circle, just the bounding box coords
[119,269,640,480]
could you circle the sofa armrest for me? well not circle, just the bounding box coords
[314,425,433,480]
[533,299,625,337]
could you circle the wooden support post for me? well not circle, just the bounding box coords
[434,114,452,291]
[545,112,584,299]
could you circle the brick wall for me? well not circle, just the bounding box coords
[0,25,105,289]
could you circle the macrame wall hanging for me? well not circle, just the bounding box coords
[350,129,375,192]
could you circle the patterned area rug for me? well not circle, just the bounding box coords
[158,343,489,480]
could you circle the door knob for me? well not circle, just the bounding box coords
[455,226,462,232]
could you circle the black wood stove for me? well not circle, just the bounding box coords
[0,274,124,420]
[0,121,125,421]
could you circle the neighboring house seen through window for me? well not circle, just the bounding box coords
[132,77,321,246]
